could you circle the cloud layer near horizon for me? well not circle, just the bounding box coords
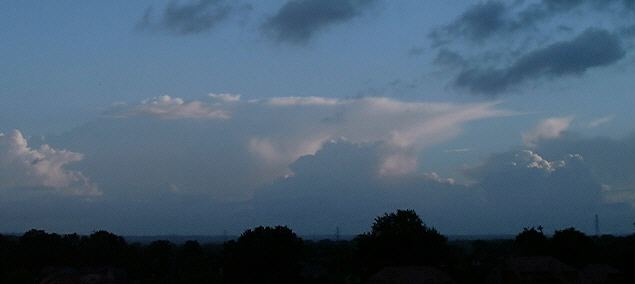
[59,95,508,201]
[2,104,635,234]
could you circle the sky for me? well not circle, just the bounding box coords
[1,0,635,236]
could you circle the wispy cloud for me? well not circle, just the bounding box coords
[265,96,341,106]
[522,116,573,146]
[588,115,615,128]
[113,95,230,120]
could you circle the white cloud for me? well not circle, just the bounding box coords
[127,95,230,119]
[588,115,614,128]
[422,172,456,185]
[514,150,567,172]
[445,148,470,153]
[0,130,99,196]
[379,152,418,176]
[522,116,573,146]
[209,93,241,103]
[266,96,341,106]
[248,136,327,167]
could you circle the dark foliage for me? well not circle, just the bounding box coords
[223,226,304,284]
[81,230,130,266]
[514,226,549,256]
[354,209,449,276]
[551,227,595,266]
[1,213,634,283]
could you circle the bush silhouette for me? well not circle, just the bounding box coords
[223,226,304,284]
[355,209,448,275]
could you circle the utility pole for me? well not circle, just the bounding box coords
[335,226,340,241]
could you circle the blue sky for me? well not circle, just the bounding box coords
[1,0,635,235]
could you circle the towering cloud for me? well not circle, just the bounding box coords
[5,98,635,234]
[53,95,509,201]
[0,130,98,196]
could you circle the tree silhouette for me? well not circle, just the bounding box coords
[176,240,217,283]
[355,209,448,275]
[514,226,548,256]
[18,229,72,268]
[551,227,594,266]
[80,230,129,266]
[146,240,175,277]
[223,226,304,284]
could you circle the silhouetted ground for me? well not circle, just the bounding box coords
[1,210,633,283]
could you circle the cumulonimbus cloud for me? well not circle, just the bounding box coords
[10,100,635,234]
[0,130,99,196]
[246,96,512,176]
[70,95,511,201]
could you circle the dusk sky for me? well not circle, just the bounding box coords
[2,0,635,236]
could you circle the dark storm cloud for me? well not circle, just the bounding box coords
[431,0,633,45]
[433,49,466,68]
[429,1,509,44]
[454,29,625,95]
[623,24,635,37]
[138,0,251,35]
[428,0,635,96]
[262,0,378,44]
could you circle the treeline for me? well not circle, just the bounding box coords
[0,209,634,283]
